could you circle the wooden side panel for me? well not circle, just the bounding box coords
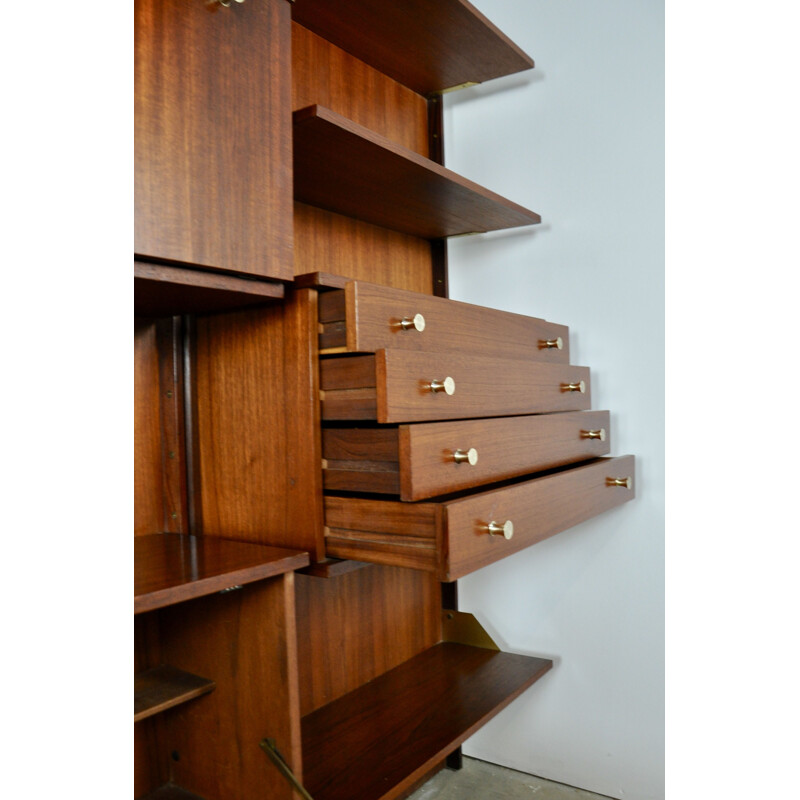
[291,0,534,96]
[295,565,441,716]
[194,296,324,560]
[135,319,166,536]
[159,576,301,800]
[135,0,293,279]
[292,22,433,293]
[399,410,611,500]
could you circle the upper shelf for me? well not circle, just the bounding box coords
[293,105,541,239]
[291,0,534,95]
[135,533,309,614]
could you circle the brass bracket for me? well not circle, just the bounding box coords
[441,609,499,651]
[434,81,480,95]
[260,738,315,800]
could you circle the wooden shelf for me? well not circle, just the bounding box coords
[301,642,552,800]
[293,105,541,239]
[135,261,284,317]
[291,0,534,95]
[139,784,206,800]
[134,664,216,722]
[135,533,310,614]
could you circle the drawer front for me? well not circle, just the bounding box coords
[318,281,570,362]
[443,455,635,580]
[322,411,611,500]
[400,411,610,500]
[320,350,591,422]
[324,456,635,580]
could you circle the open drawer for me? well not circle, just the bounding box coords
[320,350,591,422]
[318,280,570,362]
[323,410,611,500]
[324,455,635,581]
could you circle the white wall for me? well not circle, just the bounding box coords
[443,2,664,798]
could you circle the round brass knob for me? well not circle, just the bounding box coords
[539,337,563,350]
[216,0,244,6]
[485,520,514,539]
[453,448,478,465]
[561,380,586,393]
[428,377,455,395]
[606,477,632,489]
[398,314,425,332]
[581,428,606,441]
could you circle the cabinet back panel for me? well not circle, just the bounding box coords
[292,23,434,293]
[292,22,429,156]
[295,565,441,716]
[294,202,434,294]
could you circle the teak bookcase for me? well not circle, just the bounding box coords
[134,2,636,799]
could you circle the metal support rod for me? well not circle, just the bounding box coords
[260,738,315,800]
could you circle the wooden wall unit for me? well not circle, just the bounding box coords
[134,2,636,798]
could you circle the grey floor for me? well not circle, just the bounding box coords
[406,757,612,800]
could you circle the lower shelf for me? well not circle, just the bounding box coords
[134,664,216,722]
[301,641,552,800]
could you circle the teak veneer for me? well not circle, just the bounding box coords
[301,642,552,800]
[293,105,541,239]
[291,0,535,95]
[135,1,637,797]
[134,665,216,723]
[134,533,309,614]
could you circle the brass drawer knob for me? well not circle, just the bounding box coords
[216,0,244,6]
[453,448,478,465]
[398,313,426,332]
[485,520,514,539]
[561,380,586,393]
[428,377,455,395]
[607,477,632,489]
[581,428,606,441]
[539,337,563,350]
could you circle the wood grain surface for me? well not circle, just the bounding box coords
[135,319,167,536]
[194,300,324,560]
[321,281,569,362]
[134,261,284,317]
[134,533,309,614]
[295,565,441,716]
[291,0,534,95]
[294,105,541,239]
[135,0,293,278]
[320,350,591,422]
[291,22,434,293]
[301,642,552,800]
[156,576,301,800]
[322,410,611,500]
[324,456,635,580]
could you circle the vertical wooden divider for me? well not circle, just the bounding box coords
[283,287,326,561]
[194,293,324,561]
